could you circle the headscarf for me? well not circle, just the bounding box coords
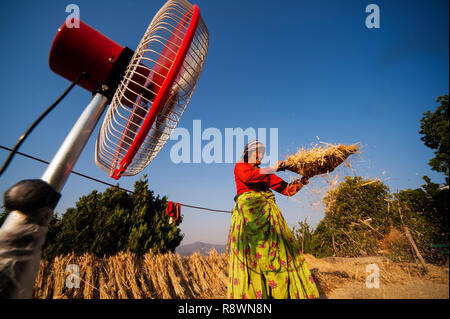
[242,140,265,163]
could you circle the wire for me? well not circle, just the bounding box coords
[180,203,231,214]
[0,145,132,193]
[0,145,232,214]
[0,72,231,215]
[0,72,89,176]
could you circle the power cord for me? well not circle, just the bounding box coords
[0,72,89,176]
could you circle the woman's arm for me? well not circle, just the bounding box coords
[235,162,276,184]
[282,177,309,197]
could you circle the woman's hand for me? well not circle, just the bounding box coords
[277,161,287,172]
[292,177,309,192]
[284,178,304,196]
[270,161,286,172]
[300,176,310,185]
[269,161,279,172]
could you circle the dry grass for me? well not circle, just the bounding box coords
[282,143,361,178]
[32,250,229,299]
[306,254,449,299]
[378,227,408,252]
[32,250,448,299]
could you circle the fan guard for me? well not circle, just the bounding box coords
[95,0,209,179]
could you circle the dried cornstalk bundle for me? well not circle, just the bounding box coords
[80,254,98,299]
[32,259,50,298]
[282,143,361,178]
[164,252,187,298]
[142,253,164,298]
[32,251,449,299]
[52,254,75,299]
[99,259,113,299]
[123,253,143,299]
[152,253,175,298]
[110,253,130,299]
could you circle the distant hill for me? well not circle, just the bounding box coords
[176,241,227,256]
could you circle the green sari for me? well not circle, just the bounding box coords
[227,190,320,299]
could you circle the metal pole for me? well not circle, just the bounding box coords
[41,93,109,192]
[0,93,108,298]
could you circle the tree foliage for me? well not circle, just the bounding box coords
[293,176,448,263]
[419,94,449,181]
[0,208,9,226]
[292,94,449,263]
[394,184,448,262]
[292,219,314,254]
[41,176,183,260]
[311,176,391,258]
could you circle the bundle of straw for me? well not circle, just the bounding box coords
[280,143,361,178]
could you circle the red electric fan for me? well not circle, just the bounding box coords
[95,0,208,179]
[0,0,208,298]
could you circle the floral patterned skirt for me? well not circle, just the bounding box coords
[227,190,320,299]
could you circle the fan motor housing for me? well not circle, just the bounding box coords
[49,19,127,94]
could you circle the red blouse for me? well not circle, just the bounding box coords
[234,161,291,196]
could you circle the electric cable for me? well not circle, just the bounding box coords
[0,144,232,214]
[0,72,89,176]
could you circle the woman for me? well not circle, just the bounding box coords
[227,140,319,299]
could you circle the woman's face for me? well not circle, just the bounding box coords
[248,149,264,165]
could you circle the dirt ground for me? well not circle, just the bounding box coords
[304,255,449,299]
[324,280,449,299]
[32,252,448,299]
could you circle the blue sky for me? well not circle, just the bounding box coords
[0,0,448,246]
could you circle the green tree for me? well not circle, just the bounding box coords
[0,208,9,226]
[419,94,449,183]
[394,179,449,262]
[417,93,449,262]
[311,176,391,258]
[42,176,183,260]
[308,175,447,263]
[292,219,314,254]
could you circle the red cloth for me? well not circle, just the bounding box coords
[166,201,181,224]
[234,161,290,196]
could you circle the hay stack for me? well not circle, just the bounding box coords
[281,143,361,178]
